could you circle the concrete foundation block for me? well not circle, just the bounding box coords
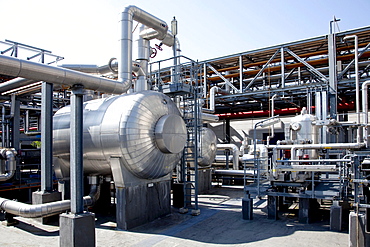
[299,198,319,224]
[330,201,342,231]
[242,193,253,220]
[32,191,62,224]
[116,180,171,230]
[267,196,278,220]
[198,169,212,193]
[59,212,96,247]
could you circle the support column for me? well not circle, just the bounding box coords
[242,192,253,220]
[60,85,95,247]
[267,195,278,220]
[33,82,62,222]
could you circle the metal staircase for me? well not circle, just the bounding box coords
[149,57,203,215]
[180,89,202,215]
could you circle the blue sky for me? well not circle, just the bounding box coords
[0,0,369,65]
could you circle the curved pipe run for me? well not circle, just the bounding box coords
[119,5,174,94]
[0,149,16,182]
[0,184,99,218]
[217,144,240,170]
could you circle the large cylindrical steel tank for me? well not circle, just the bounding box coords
[53,91,187,179]
[198,127,217,166]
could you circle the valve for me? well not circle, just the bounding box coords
[155,43,163,51]
[150,47,157,58]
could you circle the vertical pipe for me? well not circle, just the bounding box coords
[41,82,53,192]
[239,55,243,93]
[362,80,370,146]
[203,63,207,99]
[136,25,150,92]
[267,94,277,147]
[344,35,360,142]
[1,106,5,147]
[70,85,84,214]
[119,9,133,86]
[280,47,285,89]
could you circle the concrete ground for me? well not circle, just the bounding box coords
[0,186,348,247]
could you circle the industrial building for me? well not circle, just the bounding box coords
[0,5,369,247]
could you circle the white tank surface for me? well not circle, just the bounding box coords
[198,127,217,166]
[290,107,318,143]
[53,91,187,179]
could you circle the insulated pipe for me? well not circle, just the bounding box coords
[275,143,365,160]
[0,149,16,182]
[239,135,248,156]
[217,144,240,170]
[60,60,141,75]
[266,94,277,147]
[119,5,174,91]
[0,55,129,94]
[0,78,36,93]
[207,86,229,113]
[344,35,360,142]
[362,80,370,146]
[0,184,99,218]
[136,25,150,92]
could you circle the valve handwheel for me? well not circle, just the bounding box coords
[155,44,163,51]
[150,47,157,58]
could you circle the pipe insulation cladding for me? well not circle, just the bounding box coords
[53,90,187,179]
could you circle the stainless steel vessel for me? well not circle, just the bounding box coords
[53,90,187,179]
[199,127,217,166]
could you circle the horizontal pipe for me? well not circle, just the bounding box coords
[0,55,129,94]
[0,184,99,218]
[276,164,337,172]
[276,159,351,163]
[214,169,255,176]
[60,59,141,75]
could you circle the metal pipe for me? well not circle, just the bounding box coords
[278,143,365,160]
[281,47,285,89]
[239,55,243,93]
[60,60,142,75]
[217,144,240,170]
[0,55,129,94]
[362,80,370,146]
[206,86,229,113]
[344,35,360,142]
[136,25,150,92]
[0,149,16,182]
[0,78,36,93]
[1,106,5,146]
[119,5,174,93]
[0,184,99,218]
[266,94,277,147]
